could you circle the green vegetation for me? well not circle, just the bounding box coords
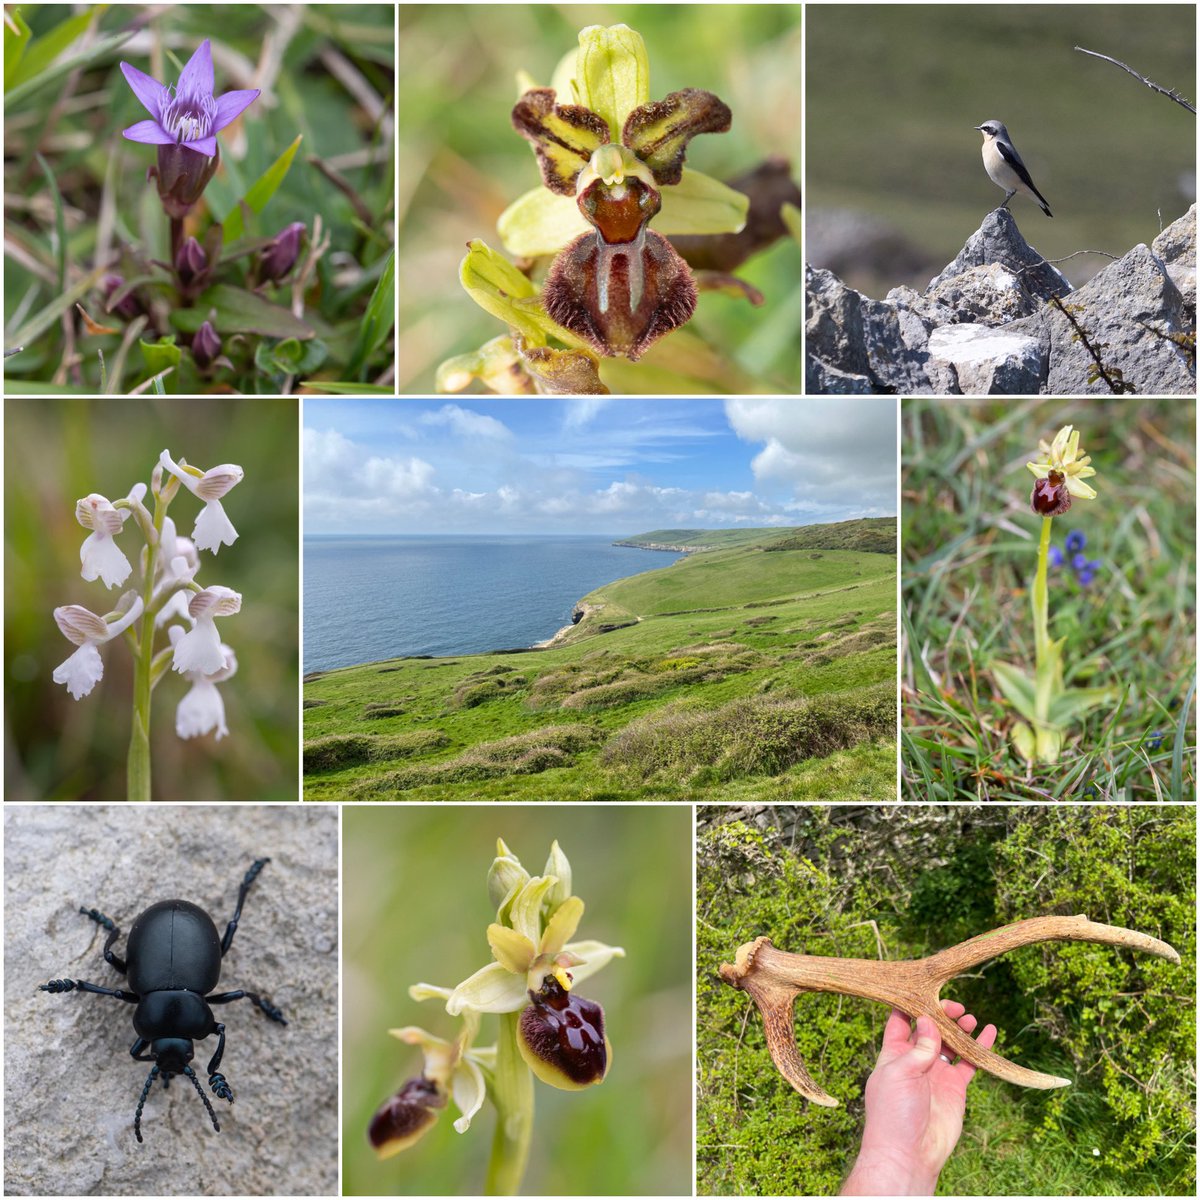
[304,523,897,800]
[903,400,1195,801]
[697,806,1195,1196]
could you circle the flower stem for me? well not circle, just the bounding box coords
[169,216,184,274]
[1032,515,1053,663]
[485,1011,534,1196]
[126,495,165,801]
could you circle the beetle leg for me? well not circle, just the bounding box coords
[204,1022,235,1103]
[39,977,138,1002]
[78,907,128,974]
[219,857,270,956]
[206,988,288,1025]
[130,1037,154,1061]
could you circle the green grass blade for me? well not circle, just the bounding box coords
[36,153,67,293]
[5,28,133,107]
[900,601,937,695]
[346,247,393,377]
[222,134,303,243]
[6,263,107,350]
[1171,675,1195,800]
[4,8,32,88]
[300,381,396,395]
[9,7,97,91]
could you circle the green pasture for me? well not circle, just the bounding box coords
[304,525,897,800]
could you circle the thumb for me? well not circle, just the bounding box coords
[905,1015,942,1074]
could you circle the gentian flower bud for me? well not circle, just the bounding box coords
[1031,469,1071,516]
[258,222,306,283]
[103,275,142,320]
[367,1076,446,1159]
[175,237,210,290]
[191,320,222,370]
[517,977,610,1090]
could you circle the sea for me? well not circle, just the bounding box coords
[303,534,685,672]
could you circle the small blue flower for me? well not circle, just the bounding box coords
[1072,553,1089,571]
[1077,569,1095,587]
[1048,545,1064,568]
[1065,529,1087,554]
[1147,731,1164,751]
[1081,782,1099,799]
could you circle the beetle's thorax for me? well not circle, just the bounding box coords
[134,988,214,1041]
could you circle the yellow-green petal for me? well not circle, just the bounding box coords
[459,240,547,345]
[576,24,650,138]
[655,168,749,236]
[488,922,536,974]
[447,961,528,1015]
[1065,476,1097,500]
[622,89,732,187]
[541,895,584,955]
[498,187,591,258]
[508,874,559,943]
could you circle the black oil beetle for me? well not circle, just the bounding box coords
[39,857,287,1142]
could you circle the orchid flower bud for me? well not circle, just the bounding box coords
[103,275,143,320]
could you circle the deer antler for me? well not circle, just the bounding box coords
[719,915,1180,1107]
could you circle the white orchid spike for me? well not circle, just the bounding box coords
[171,586,242,676]
[51,594,144,699]
[169,626,237,739]
[158,449,244,553]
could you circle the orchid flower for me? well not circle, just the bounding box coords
[75,494,134,589]
[168,626,236,740]
[158,450,244,553]
[171,586,242,676]
[52,595,144,700]
[153,519,201,627]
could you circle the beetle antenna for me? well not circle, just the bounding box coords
[134,1065,159,1143]
[183,1066,221,1135]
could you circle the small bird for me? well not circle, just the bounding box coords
[975,120,1053,217]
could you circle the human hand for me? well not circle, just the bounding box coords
[840,999,997,1196]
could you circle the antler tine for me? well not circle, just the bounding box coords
[719,938,838,1107]
[922,914,1181,987]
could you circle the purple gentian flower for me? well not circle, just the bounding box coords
[120,40,259,159]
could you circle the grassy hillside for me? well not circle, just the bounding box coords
[303,524,898,800]
[762,516,895,554]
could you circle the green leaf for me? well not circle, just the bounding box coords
[5,28,133,107]
[991,660,1037,722]
[254,336,328,377]
[575,24,650,137]
[346,248,393,377]
[498,168,748,259]
[139,337,181,391]
[170,285,314,340]
[1171,676,1194,801]
[36,153,67,293]
[1011,720,1036,762]
[1047,686,1117,725]
[4,8,32,89]
[221,134,303,243]
[9,7,98,91]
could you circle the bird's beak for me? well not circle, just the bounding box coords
[974,124,984,131]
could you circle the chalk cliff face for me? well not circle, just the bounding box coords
[612,540,706,553]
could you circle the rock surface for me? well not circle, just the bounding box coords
[806,205,1197,394]
[4,805,338,1196]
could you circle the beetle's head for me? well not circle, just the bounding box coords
[150,1037,194,1074]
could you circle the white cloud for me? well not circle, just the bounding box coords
[418,404,512,440]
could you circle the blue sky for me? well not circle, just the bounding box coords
[304,398,897,534]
